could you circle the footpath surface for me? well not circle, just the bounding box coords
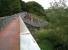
[0,15,41,50]
[0,17,20,50]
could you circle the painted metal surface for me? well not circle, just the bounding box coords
[19,17,41,50]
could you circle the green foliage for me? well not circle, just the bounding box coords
[45,7,68,49]
[20,1,27,11]
[0,0,21,16]
[39,40,53,50]
[21,1,47,19]
[33,29,54,50]
[26,1,45,16]
[31,0,68,50]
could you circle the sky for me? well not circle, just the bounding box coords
[23,0,68,9]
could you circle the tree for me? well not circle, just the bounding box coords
[45,0,68,50]
[50,0,67,9]
[0,0,21,16]
[26,1,45,16]
[20,1,27,11]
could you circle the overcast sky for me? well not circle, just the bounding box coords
[23,0,68,9]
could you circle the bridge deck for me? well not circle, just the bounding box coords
[0,16,20,50]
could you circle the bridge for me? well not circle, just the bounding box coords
[0,12,44,50]
[17,12,48,27]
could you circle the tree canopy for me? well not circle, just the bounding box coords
[26,1,45,16]
[0,0,21,16]
[21,1,45,16]
[20,1,27,11]
[44,0,68,50]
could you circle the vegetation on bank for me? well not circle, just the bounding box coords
[28,0,68,50]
